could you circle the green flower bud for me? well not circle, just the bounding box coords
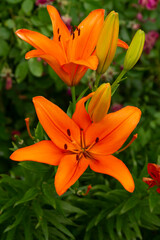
[123,29,145,71]
[96,11,119,74]
[88,83,111,123]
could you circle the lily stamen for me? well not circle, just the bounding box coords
[25,118,34,140]
[86,137,100,152]
[117,134,138,153]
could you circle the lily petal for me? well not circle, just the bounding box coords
[62,55,99,73]
[89,154,135,192]
[55,154,89,196]
[47,5,70,44]
[33,96,80,150]
[16,29,65,64]
[10,140,62,165]
[72,92,94,131]
[25,49,45,59]
[117,39,128,49]
[37,54,71,85]
[86,106,141,155]
[67,9,105,61]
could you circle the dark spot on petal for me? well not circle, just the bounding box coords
[67,129,71,136]
[57,28,60,34]
[95,137,99,143]
[58,35,61,42]
[64,144,68,150]
[76,154,79,161]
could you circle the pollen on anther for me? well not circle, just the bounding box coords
[76,154,79,161]
[95,137,99,143]
[67,129,71,136]
[78,29,80,36]
[72,33,75,40]
[64,144,68,150]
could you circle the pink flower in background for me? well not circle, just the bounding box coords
[144,31,159,54]
[61,15,72,32]
[146,0,159,9]
[111,103,123,112]
[5,77,12,90]
[36,0,54,6]
[136,13,143,21]
[138,0,159,10]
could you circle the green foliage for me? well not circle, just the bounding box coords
[0,0,160,239]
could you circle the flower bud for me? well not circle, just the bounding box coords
[88,83,111,123]
[123,29,145,71]
[96,11,119,74]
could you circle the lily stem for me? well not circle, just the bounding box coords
[93,72,101,91]
[71,86,76,113]
[111,69,126,95]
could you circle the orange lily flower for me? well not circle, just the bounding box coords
[143,163,160,193]
[15,6,128,86]
[10,94,141,196]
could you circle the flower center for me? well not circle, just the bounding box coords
[64,128,99,161]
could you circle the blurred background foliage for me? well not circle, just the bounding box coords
[0,0,160,239]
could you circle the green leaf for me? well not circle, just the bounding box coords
[35,122,44,141]
[106,217,116,240]
[66,102,74,118]
[1,197,17,213]
[141,211,160,227]
[120,196,140,214]
[149,189,160,212]
[116,215,125,238]
[6,228,16,240]
[22,0,34,15]
[84,231,91,240]
[19,161,49,173]
[38,8,51,24]
[32,201,43,229]
[128,214,142,239]
[41,219,49,240]
[6,0,22,3]
[14,187,39,206]
[4,207,26,232]
[0,27,10,40]
[76,87,89,102]
[48,227,69,240]
[0,39,9,57]
[24,215,33,240]
[94,209,107,226]
[0,208,17,224]
[28,58,43,77]
[45,212,75,239]
[5,19,15,29]
[60,201,86,215]
[42,182,57,209]
[107,203,124,218]
[86,216,97,231]
[15,61,28,83]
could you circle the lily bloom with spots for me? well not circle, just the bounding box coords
[10,93,141,196]
[143,163,160,193]
[15,6,128,86]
